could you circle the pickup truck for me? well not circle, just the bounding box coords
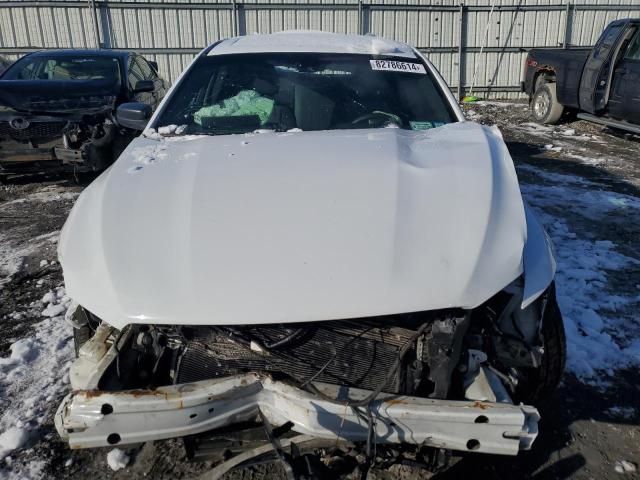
[522,18,640,134]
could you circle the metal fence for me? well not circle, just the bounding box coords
[1,0,639,97]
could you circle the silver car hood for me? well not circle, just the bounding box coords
[59,122,530,329]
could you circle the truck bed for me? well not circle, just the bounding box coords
[523,48,590,108]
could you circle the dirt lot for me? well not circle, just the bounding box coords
[0,102,639,480]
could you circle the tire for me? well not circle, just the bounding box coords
[531,83,564,125]
[514,283,566,406]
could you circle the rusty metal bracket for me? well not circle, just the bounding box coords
[55,374,540,455]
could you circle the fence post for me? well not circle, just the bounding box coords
[563,0,573,48]
[88,0,101,48]
[232,0,238,36]
[237,1,246,36]
[359,0,369,35]
[457,3,465,100]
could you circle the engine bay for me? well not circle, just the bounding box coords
[97,310,471,400]
[69,281,554,412]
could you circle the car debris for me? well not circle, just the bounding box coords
[0,49,168,179]
[55,32,566,477]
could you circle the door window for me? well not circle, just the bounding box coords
[128,57,145,89]
[625,30,640,60]
[593,25,623,59]
[137,57,158,80]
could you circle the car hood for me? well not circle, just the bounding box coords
[59,122,527,329]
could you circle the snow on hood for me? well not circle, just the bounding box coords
[210,32,416,58]
[59,122,527,329]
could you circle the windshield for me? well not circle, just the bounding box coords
[3,55,121,83]
[156,53,456,135]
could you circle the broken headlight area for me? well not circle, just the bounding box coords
[57,285,562,465]
[0,107,122,172]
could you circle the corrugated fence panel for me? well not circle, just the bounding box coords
[243,8,360,34]
[570,6,638,46]
[1,0,639,98]
[425,51,459,87]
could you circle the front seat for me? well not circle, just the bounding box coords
[294,84,335,131]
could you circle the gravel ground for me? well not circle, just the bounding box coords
[0,102,639,480]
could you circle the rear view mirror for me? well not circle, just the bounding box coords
[116,102,152,130]
[133,79,154,93]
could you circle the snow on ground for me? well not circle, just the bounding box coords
[614,460,637,474]
[473,101,529,109]
[106,449,130,472]
[564,151,618,167]
[511,122,625,168]
[519,164,640,382]
[0,183,81,478]
[0,189,79,208]
[0,231,60,289]
[0,286,74,476]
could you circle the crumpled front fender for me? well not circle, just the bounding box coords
[522,202,556,309]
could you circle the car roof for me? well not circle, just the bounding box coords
[208,31,417,59]
[25,49,131,59]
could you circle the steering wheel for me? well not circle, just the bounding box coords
[350,111,402,127]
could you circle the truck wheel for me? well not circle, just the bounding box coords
[513,284,566,406]
[532,83,564,125]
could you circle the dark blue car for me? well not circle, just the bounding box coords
[0,49,169,178]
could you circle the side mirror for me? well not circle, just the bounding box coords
[116,102,152,130]
[149,61,159,72]
[133,79,154,93]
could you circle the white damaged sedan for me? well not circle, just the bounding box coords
[55,32,565,468]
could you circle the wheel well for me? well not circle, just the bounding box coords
[534,69,556,92]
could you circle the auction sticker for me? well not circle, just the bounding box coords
[370,60,426,74]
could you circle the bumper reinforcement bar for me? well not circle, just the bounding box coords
[55,373,539,455]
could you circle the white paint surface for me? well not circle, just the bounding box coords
[58,122,551,329]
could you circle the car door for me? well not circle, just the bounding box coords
[578,21,629,114]
[607,26,640,124]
